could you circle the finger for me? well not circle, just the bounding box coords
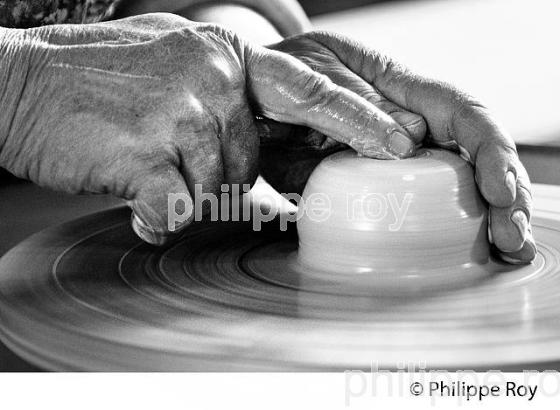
[489,166,536,262]
[268,35,425,141]
[244,45,416,159]
[497,231,537,265]
[459,110,519,207]
[388,110,427,144]
[306,58,427,143]
[128,165,193,245]
[305,32,521,208]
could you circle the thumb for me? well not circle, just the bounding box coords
[244,45,415,159]
[127,166,193,245]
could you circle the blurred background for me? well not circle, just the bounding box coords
[298,0,394,16]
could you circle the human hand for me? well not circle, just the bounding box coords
[0,14,416,245]
[264,31,535,264]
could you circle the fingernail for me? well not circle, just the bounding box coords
[524,229,537,257]
[387,131,415,158]
[505,171,516,199]
[499,253,527,265]
[499,233,537,265]
[511,209,528,242]
[131,212,167,246]
[486,211,494,243]
[527,232,537,255]
[458,144,472,163]
[362,142,388,158]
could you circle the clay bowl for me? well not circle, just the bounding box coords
[295,148,492,292]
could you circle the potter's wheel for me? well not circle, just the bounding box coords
[0,182,560,370]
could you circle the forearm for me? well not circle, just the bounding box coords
[0,27,43,168]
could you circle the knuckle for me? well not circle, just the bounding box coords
[450,88,486,114]
[306,30,336,41]
[307,30,374,77]
[195,22,235,41]
[518,180,533,204]
[134,141,180,172]
[476,140,518,174]
[375,55,410,89]
[135,12,191,28]
[514,185,533,216]
[445,85,483,116]
[161,25,200,47]
[297,72,337,107]
[491,213,524,252]
[513,160,532,187]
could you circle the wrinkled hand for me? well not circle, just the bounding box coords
[263,31,535,264]
[0,14,415,245]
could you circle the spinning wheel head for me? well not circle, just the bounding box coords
[296,149,490,290]
[1,174,560,370]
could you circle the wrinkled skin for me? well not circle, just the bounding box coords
[262,31,535,264]
[0,14,415,244]
[0,14,535,264]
